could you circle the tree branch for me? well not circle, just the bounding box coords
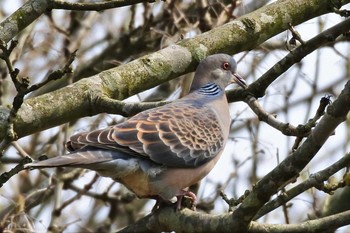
[49,0,155,11]
[244,95,330,137]
[1,0,350,141]
[254,152,350,219]
[0,0,49,44]
[230,80,350,232]
[117,206,350,233]
[235,16,350,100]
[251,210,350,233]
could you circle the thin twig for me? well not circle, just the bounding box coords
[49,0,155,11]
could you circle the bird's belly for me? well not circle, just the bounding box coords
[117,169,158,198]
[114,151,223,201]
[150,151,223,200]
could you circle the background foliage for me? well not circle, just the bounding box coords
[1,0,350,232]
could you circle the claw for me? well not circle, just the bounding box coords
[152,190,197,211]
[176,190,197,211]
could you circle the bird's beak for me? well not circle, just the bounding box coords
[231,73,247,89]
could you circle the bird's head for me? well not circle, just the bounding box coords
[190,54,247,92]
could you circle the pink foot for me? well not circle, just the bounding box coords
[176,190,197,211]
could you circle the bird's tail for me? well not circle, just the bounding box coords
[24,147,114,169]
[24,147,147,179]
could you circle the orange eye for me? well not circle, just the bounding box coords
[222,62,230,70]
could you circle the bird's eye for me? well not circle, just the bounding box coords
[222,62,230,70]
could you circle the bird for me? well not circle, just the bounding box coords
[25,53,247,210]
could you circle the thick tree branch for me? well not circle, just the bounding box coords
[252,210,350,233]
[227,16,350,102]
[1,0,350,141]
[117,206,350,233]
[0,0,157,44]
[254,152,350,220]
[260,16,350,93]
[230,80,350,232]
[0,0,49,44]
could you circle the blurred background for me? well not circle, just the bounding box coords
[0,0,350,232]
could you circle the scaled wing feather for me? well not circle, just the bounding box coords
[68,100,225,168]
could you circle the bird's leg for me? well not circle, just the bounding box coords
[152,190,197,211]
[176,190,197,211]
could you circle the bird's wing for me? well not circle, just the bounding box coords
[68,101,225,168]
